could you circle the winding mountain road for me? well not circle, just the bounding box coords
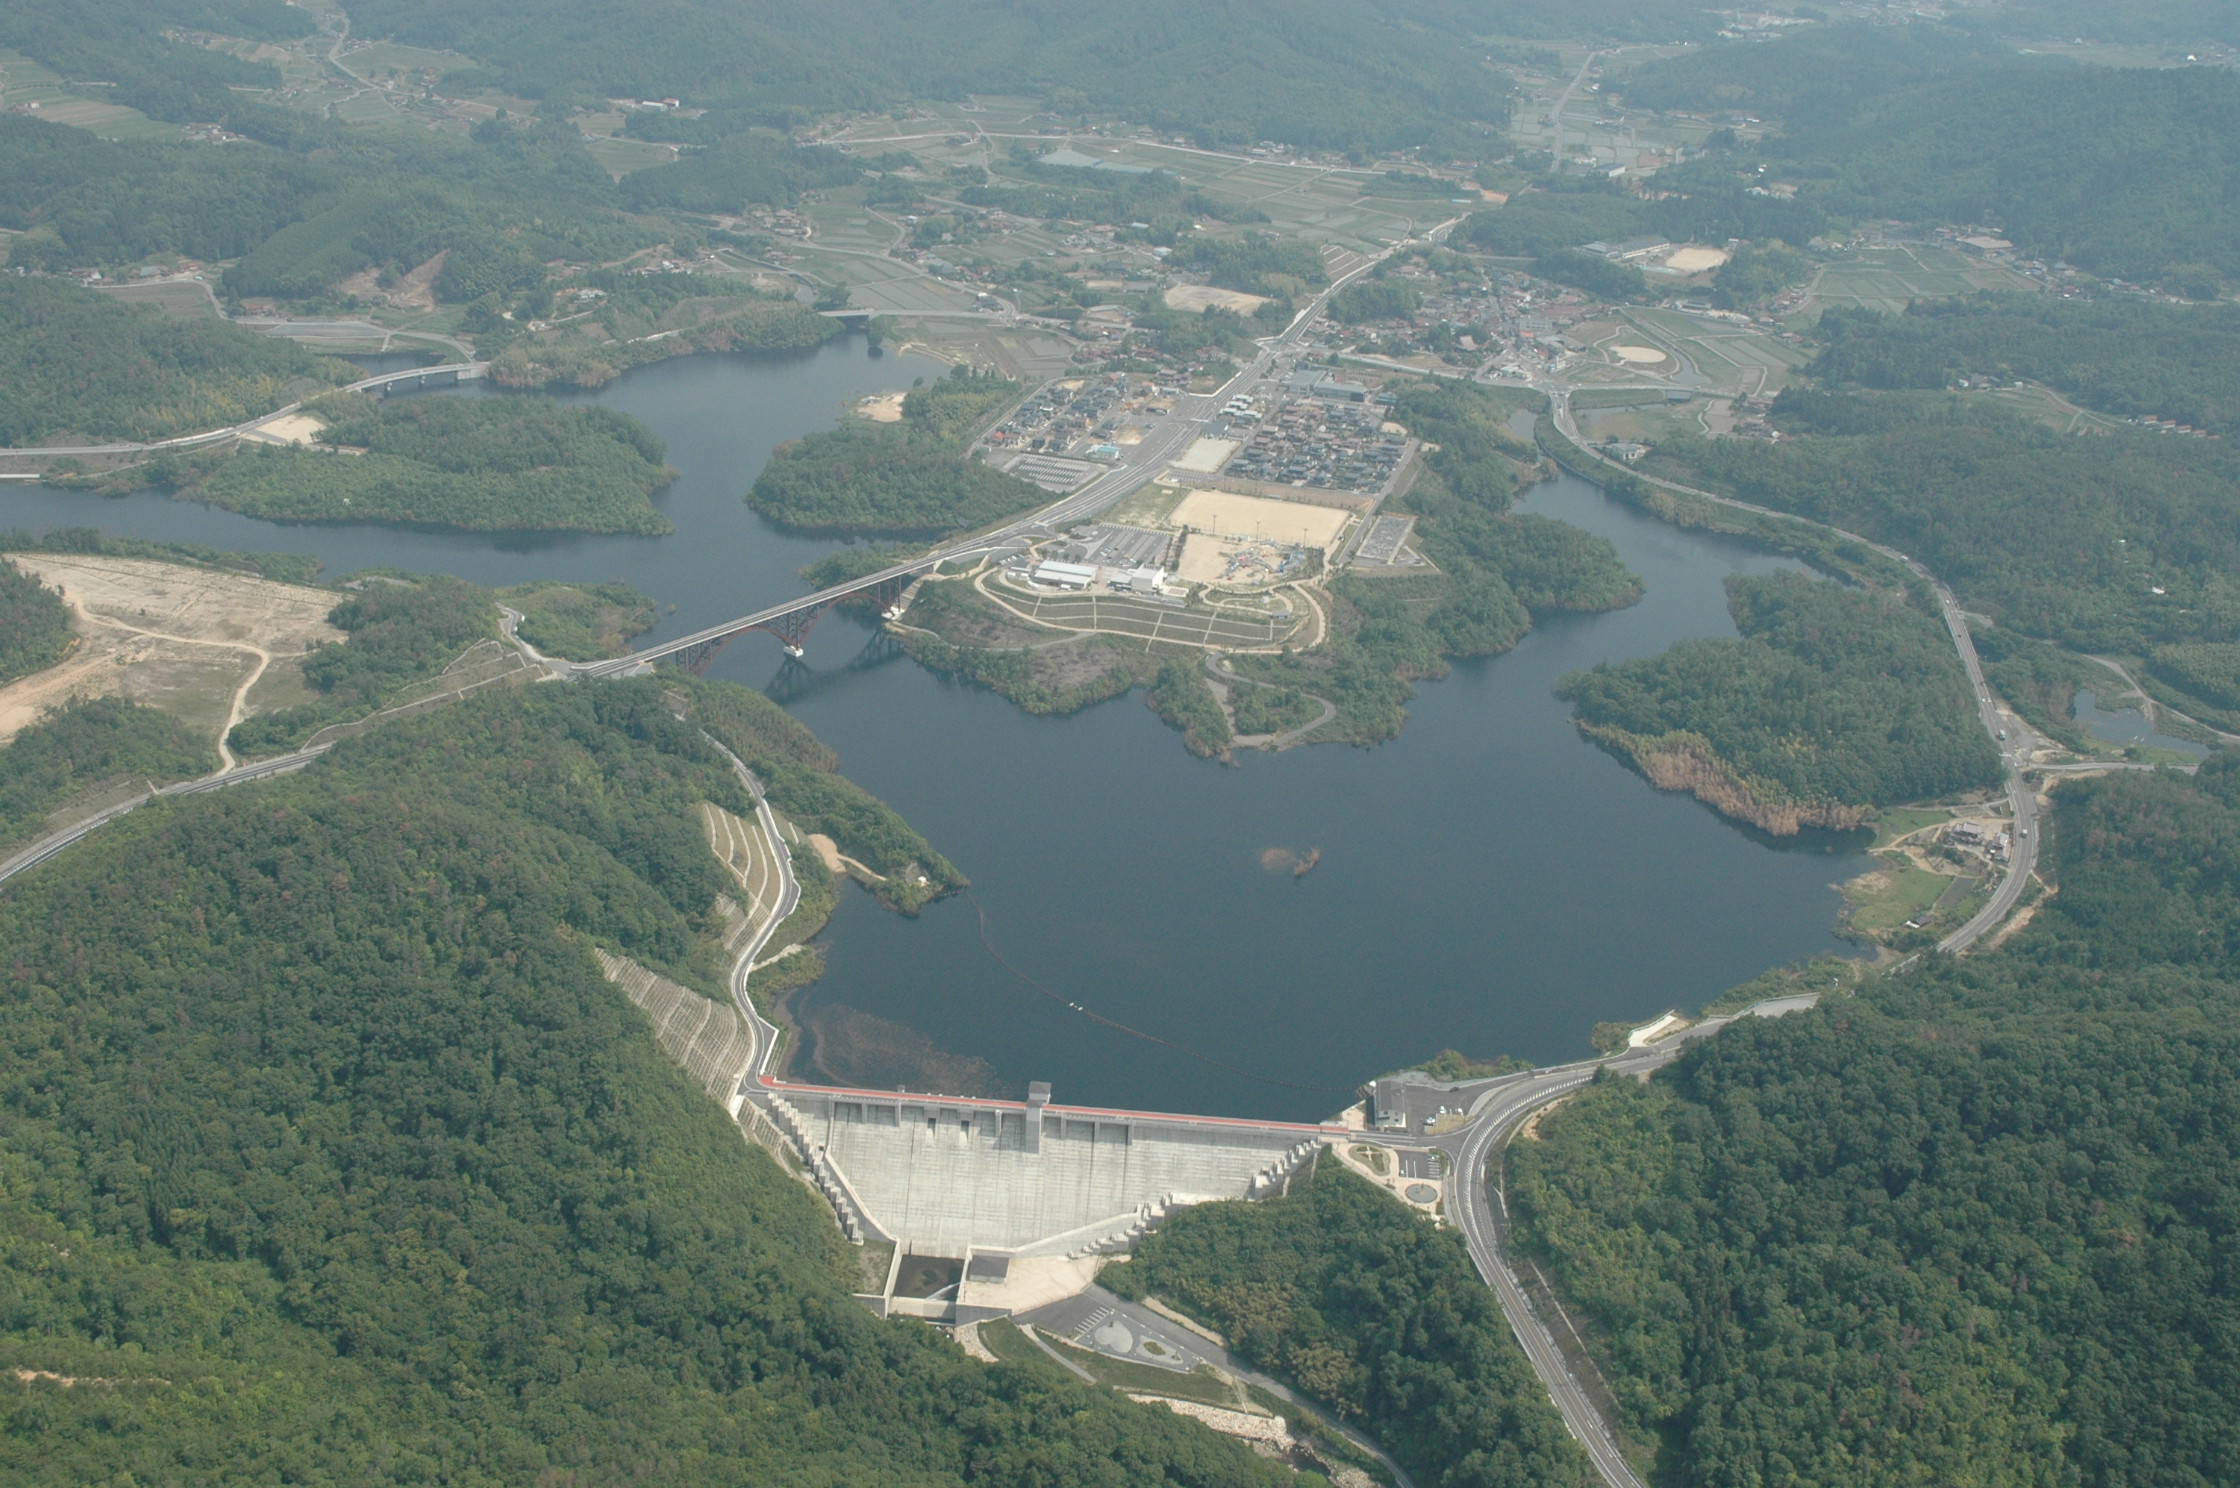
[1544,390,2039,954]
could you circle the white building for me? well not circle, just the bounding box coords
[1031,560,1098,590]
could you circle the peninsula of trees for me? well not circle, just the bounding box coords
[748,368,1039,537]
[181,394,677,534]
[1559,572,2004,834]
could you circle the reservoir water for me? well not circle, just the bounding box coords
[0,339,1869,1121]
[2071,687,2209,758]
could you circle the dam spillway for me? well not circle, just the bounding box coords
[766,1080,1333,1256]
[601,949,1344,1319]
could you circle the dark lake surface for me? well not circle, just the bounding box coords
[2071,687,2208,758]
[0,338,938,626]
[0,339,1869,1121]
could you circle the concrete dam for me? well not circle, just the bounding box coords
[600,951,1345,1322]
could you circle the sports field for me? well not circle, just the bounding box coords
[1167,489,1349,547]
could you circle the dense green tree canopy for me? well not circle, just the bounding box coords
[1619,25,2240,286]
[0,276,344,446]
[228,573,499,756]
[0,558,73,686]
[1510,757,2240,1488]
[1812,297,2240,432]
[1654,398,2240,654]
[347,0,1510,158]
[1109,1161,1594,1488]
[0,680,1281,1484]
[0,0,310,123]
[0,695,210,843]
[1560,571,2004,815]
[748,368,1036,537]
[183,393,677,534]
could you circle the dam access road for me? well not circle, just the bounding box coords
[0,221,2132,1488]
[1419,999,1819,1488]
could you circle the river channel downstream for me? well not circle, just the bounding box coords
[0,339,1869,1121]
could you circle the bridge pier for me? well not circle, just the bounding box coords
[670,574,917,675]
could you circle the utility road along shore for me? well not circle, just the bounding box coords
[2,362,487,459]
[1543,390,2041,956]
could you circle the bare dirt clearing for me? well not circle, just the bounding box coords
[0,555,342,749]
[1162,285,1269,315]
[1167,489,1349,547]
[1661,246,1731,273]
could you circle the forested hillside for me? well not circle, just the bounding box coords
[0,679,1281,1485]
[345,0,1506,157]
[748,368,1037,537]
[1508,757,2240,1487]
[2002,0,2240,45]
[0,277,346,445]
[0,558,73,686]
[1811,297,2240,434]
[176,393,678,533]
[690,677,967,913]
[225,573,499,755]
[1559,572,2003,832]
[0,0,313,124]
[1107,1162,1593,1488]
[0,113,647,298]
[1615,25,2240,289]
[0,695,210,843]
[1647,399,2240,656]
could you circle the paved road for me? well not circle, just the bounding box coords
[1545,52,1605,172]
[0,599,559,893]
[6,362,486,458]
[0,745,330,889]
[576,226,1456,678]
[2090,653,2240,744]
[699,733,803,1065]
[1433,1055,1668,1488]
[1020,1285,1419,1488]
[1424,1002,1810,1488]
[1544,390,2039,954]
